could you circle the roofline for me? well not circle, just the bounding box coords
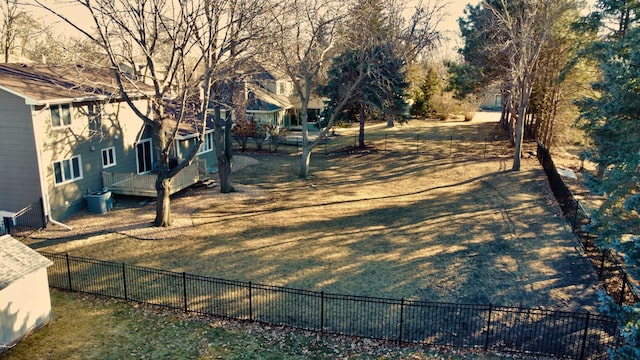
[247,109,281,114]
[0,84,39,105]
[175,128,214,141]
[0,84,151,106]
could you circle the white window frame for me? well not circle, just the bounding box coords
[136,139,153,174]
[51,103,72,128]
[53,155,83,185]
[198,131,214,154]
[101,146,117,169]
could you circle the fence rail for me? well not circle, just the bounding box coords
[41,251,619,359]
[537,143,640,306]
[1,198,46,236]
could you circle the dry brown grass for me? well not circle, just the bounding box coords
[25,113,602,312]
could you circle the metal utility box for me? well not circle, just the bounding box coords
[86,190,113,214]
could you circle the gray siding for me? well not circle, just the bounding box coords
[47,100,147,220]
[0,91,42,213]
[176,135,217,173]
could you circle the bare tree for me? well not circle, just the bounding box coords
[485,0,566,171]
[193,0,274,192]
[37,0,269,226]
[269,0,442,178]
[266,0,346,178]
[1,0,27,62]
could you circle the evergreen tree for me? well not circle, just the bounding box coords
[321,43,408,149]
[576,1,640,357]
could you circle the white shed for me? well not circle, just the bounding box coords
[0,235,53,349]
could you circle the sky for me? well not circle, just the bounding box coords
[438,0,481,57]
[24,0,481,59]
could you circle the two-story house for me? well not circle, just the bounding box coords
[232,66,326,129]
[0,63,215,223]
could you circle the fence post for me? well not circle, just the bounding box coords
[249,281,253,321]
[320,291,325,335]
[579,312,590,360]
[599,249,607,279]
[398,298,405,344]
[183,272,188,313]
[65,253,73,291]
[122,263,128,301]
[485,303,492,351]
[619,274,627,306]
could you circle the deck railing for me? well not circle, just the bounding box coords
[102,159,206,197]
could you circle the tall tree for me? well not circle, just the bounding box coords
[473,0,572,171]
[327,0,438,149]
[527,1,589,149]
[1,0,27,62]
[323,42,407,150]
[576,2,640,357]
[266,0,345,178]
[38,0,269,226]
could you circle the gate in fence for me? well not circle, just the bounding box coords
[42,252,620,359]
[2,198,47,236]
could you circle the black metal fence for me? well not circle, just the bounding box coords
[41,251,619,359]
[234,128,506,159]
[537,143,639,306]
[1,198,46,236]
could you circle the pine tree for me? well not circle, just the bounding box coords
[576,1,640,357]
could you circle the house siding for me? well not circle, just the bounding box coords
[175,135,217,173]
[38,99,147,220]
[0,90,42,213]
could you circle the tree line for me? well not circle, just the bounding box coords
[453,1,640,357]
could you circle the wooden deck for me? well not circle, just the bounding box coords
[102,159,208,197]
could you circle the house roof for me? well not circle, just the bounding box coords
[0,63,151,106]
[0,235,52,290]
[247,84,292,113]
[289,96,328,110]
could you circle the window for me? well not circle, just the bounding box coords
[198,132,214,154]
[51,104,72,128]
[53,156,82,185]
[136,139,153,174]
[101,147,116,168]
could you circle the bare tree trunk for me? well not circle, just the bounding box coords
[154,177,172,226]
[513,74,533,171]
[300,147,312,178]
[153,126,172,226]
[299,97,312,178]
[213,106,234,193]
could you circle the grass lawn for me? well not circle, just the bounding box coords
[0,289,528,360]
[26,114,600,311]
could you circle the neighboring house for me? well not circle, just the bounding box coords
[0,234,53,349]
[223,65,326,129]
[0,63,215,222]
[246,83,292,127]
